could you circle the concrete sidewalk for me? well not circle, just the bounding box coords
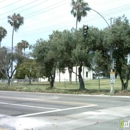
[0,115,45,130]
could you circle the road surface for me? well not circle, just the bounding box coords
[0,91,130,130]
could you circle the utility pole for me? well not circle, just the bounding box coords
[86,7,115,95]
[109,17,115,95]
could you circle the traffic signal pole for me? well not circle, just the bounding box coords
[87,7,115,95]
[109,18,115,95]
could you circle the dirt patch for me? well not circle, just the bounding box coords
[115,91,130,96]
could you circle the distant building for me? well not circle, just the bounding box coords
[39,66,93,82]
[127,54,130,65]
[55,66,93,82]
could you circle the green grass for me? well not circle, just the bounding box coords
[0,78,129,95]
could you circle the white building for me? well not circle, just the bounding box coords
[127,54,130,65]
[55,66,93,82]
[39,66,93,82]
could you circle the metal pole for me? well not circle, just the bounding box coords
[89,8,114,95]
[90,8,110,28]
[109,18,115,95]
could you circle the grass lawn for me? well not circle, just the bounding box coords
[0,78,129,95]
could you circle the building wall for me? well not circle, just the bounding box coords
[39,66,93,82]
[55,66,93,82]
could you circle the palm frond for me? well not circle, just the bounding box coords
[70,0,89,22]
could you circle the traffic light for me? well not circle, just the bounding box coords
[83,25,89,38]
[114,59,116,68]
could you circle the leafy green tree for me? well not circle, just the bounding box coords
[0,47,24,86]
[0,47,7,78]
[86,27,110,77]
[15,60,38,84]
[104,16,130,91]
[0,69,6,79]
[72,29,92,90]
[0,26,7,48]
[33,39,57,88]
[49,30,75,84]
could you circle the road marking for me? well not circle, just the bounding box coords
[0,96,89,105]
[17,104,97,117]
[0,101,56,110]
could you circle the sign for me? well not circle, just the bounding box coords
[110,71,115,83]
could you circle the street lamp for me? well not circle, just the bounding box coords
[87,7,115,95]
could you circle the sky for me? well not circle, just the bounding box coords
[0,0,130,51]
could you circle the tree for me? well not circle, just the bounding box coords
[0,26,7,48]
[8,13,24,52]
[71,0,90,30]
[72,29,92,90]
[33,39,57,88]
[15,60,38,84]
[71,0,90,84]
[104,16,130,91]
[86,27,110,77]
[0,47,24,86]
[0,47,8,78]
[8,13,24,81]
[16,40,29,56]
[49,30,75,84]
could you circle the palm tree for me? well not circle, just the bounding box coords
[71,0,90,30]
[71,0,90,86]
[21,40,29,56]
[0,26,7,48]
[8,13,24,53]
[17,40,29,55]
[8,13,24,84]
[16,42,23,54]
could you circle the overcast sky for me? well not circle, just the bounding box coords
[0,0,130,49]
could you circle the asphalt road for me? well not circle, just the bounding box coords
[0,91,130,130]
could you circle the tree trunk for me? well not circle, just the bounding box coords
[29,78,31,85]
[75,18,78,85]
[68,67,73,84]
[120,74,129,91]
[0,41,1,48]
[59,69,60,82]
[12,27,14,53]
[98,73,100,92]
[11,28,14,78]
[78,62,85,90]
[50,72,55,89]
[7,78,12,86]
[124,68,130,90]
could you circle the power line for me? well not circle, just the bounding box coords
[0,0,6,4]
[24,1,68,19]
[0,1,130,29]
[0,0,20,10]
[0,1,128,25]
[4,5,130,40]
[0,0,48,21]
[0,0,64,20]
[4,3,130,38]
[0,0,38,16]
[1,1,130,40]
